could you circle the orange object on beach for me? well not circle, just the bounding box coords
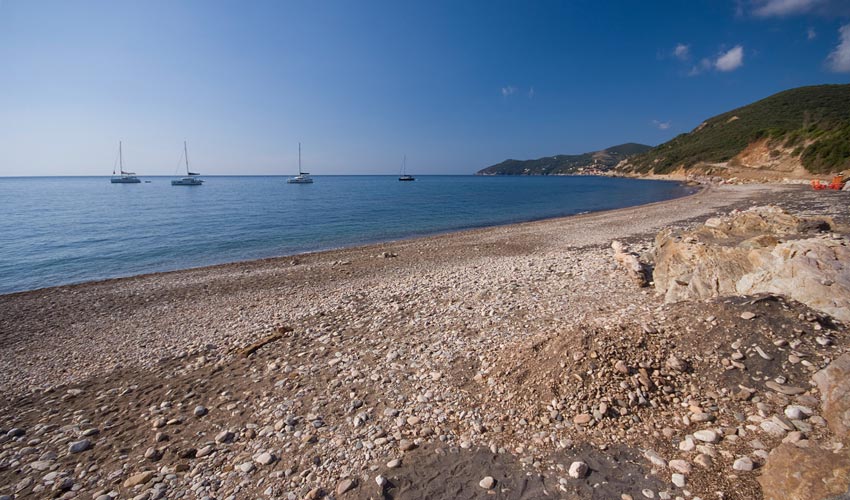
[811,176,846,190]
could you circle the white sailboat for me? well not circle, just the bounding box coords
[287,143,313,184]
[110,141,141,183]
[398,155,414,181]
[171,141,204,186]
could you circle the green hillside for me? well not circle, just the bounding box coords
[623,84,850,175]
[477,143,652,175]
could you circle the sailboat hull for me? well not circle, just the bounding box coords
[398,176,415,181]
[286,177,313,184]
[171,177,204,186]
[111,176,141,183]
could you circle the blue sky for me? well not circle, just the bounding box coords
[1,0,849,176]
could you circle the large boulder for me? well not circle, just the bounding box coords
[813,354,850,441]
[653,206,850,321]
[757,443,850,500]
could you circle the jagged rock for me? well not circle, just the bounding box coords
[654,206,849,321]
[813,354,850,441]
[611,240,648,287]
[758,443,850,500]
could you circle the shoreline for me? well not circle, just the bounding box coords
[2,179,699,299]
[0,175,694,297]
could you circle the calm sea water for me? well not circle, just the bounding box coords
[0,175,691,294]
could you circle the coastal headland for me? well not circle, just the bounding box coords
[1,183,849,500]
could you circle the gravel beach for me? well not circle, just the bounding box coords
[1,183,848,500]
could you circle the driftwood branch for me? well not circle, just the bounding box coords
[239,325,293,357]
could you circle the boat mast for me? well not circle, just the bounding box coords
[119,141,123,174]
[184,141,189,174]
[298,142,302,175]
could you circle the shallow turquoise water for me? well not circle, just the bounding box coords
[0,175,691,294]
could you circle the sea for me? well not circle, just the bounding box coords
[0,175,693,294]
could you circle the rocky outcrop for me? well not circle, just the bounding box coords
[813,354,850,441]
[653,206,850,321]
[757,443,850,500]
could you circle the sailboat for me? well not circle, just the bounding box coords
[171,141,204,186]
[110,141,141,183]
[398,155,414,181]
[287,143,313,184]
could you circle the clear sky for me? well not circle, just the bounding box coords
[1,0,849,176]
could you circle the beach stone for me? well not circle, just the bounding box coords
[398,439,416,451]
[765,381,806,396]
[123,471,155,488]
[784,406,808,420]
[144,447,162,461]
[7,428,25,438]
[479,476,495,489]
[573,413,592,425]
[691,412,714,423]
[694,454,713,468]
[375,475,387,487]
[568,461,588,478]
[336,479,355,496]
[614,360,629,374]
[740,311,756,320]
[387,458,401,468]
[68,439,91,453]
[693,430,719,443]
[193,405,208,417]
[196,445,214,458]
[255,452,275,465]
[733,457,754,471]
[668,459,691,474]
[665,355,687,372]
[215,431,234,443]
[238,462,255,473]
[672,473,686,488]
[30,460,51,471]
[644,450,667,468]
[760,420,787,438]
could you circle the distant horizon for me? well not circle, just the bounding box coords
[1,1,849,176]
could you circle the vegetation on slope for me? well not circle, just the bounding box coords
[477,143,652,175]
[624,84,850,175]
